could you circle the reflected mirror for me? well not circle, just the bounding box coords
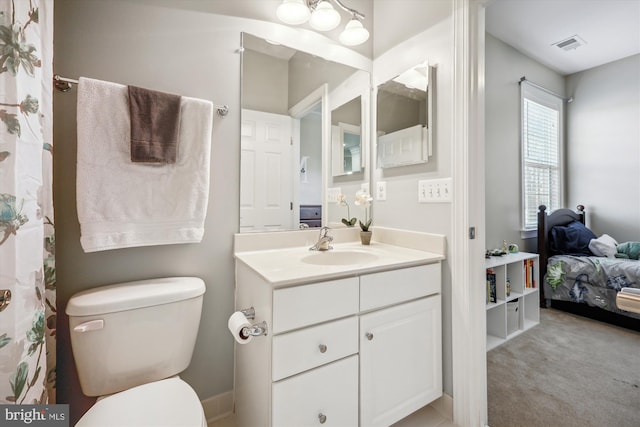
[240,32,370,232]
[332,96,362,176]
[376,63,435,168]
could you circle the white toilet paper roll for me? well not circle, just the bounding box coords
[228,311,253,344]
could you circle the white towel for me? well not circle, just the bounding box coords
[76,77,213,252]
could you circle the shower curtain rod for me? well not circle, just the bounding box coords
[52,74,230,117]
[518,76,573,103]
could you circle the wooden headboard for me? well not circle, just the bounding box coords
[536,204,585,306]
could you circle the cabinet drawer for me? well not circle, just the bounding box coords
[272,316,358,381]
[273,277,359,333]
[272,355,358,427]
[360,264,441,311]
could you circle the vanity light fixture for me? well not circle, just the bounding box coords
[276,0,369,46]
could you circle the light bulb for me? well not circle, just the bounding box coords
[339,18,369,46]
[309,1,341,32]
[276,0,311,25]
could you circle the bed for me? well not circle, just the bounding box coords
[537,204,640,330]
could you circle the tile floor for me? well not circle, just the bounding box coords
[209,405,458,427]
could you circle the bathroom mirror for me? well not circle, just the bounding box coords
[240,32,370,232]
[376,63,435,169]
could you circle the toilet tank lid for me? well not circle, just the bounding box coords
[66,277,206,317]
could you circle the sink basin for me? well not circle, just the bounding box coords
[301,250,378,266]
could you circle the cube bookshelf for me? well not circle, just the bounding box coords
[485,252,540,351]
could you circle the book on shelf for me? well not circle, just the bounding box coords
[523,259,536,288]
[486,268,496,303]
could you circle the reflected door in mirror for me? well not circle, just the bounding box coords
[240,109,293,232]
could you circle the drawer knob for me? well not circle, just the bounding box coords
[318,413,327,424]
[318,344,327,353]
[365,332,374,341]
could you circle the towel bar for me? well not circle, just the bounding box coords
[53,74,230,117]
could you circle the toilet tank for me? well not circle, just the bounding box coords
[66,277,205,397]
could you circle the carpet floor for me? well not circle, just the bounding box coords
[487,308,640,427]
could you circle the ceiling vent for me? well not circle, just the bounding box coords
[552,35,587,51]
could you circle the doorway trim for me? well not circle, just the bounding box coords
[451,0,488,426]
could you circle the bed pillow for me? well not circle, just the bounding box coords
[588,234,618,258]
[550,221,597,256]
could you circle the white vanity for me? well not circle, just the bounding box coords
[233,227,445,427]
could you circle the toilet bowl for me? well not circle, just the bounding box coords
[66,277,207,427]
[75,377,206,427]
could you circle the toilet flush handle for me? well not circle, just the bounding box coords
[74,319,104,333]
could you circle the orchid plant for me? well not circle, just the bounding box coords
[355,189,373,231]
[338,194,357,227]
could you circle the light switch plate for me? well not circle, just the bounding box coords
[327,187,341,203]
[418,178,453,203]
[376,181,387,201]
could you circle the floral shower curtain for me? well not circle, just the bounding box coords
[0,0,55,404]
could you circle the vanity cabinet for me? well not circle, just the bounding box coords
[234,261,442,427]
[360,297,442,427]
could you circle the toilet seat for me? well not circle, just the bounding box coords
[76,377,206,427]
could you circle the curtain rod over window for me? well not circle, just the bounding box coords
[518,76,573,103]
[52,74,230,117]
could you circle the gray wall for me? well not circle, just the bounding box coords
[484,33,565,252]
[486,34,640,251]
[54,0,460,421]
[242,50,289,114]
[566,54,640,241]
[54,1,241,422]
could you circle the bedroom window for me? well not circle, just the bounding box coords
[521,82,564,231]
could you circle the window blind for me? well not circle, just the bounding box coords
[522,96,561,230]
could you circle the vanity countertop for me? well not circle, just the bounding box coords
[235,241,444,287]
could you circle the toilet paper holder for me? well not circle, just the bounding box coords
[240,307,268,338]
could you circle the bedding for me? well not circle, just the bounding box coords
[550,220,596,256]
[538,205,640,326]
[544,255,640,320]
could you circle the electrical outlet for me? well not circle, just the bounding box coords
[418,178,453,203]
[327,187,341,203]
[360,183,370,194]
[376,181,387,201]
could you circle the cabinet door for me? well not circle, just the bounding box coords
[272,355,358,427]
[360,296,442,427]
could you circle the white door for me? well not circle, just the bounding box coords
[240,109,293,232]
[360,296,443,427]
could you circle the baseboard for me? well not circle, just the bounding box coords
[202,390,451,425]
[201,390,234,424]
[430,393,453,421]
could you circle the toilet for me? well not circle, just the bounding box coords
[66,277,207,427]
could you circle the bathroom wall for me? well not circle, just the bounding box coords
[372,0,455,396]
[54,1,243,422]
[241,49,289,114]
[54,0,460,422]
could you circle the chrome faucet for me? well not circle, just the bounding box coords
[310,226,333,251]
